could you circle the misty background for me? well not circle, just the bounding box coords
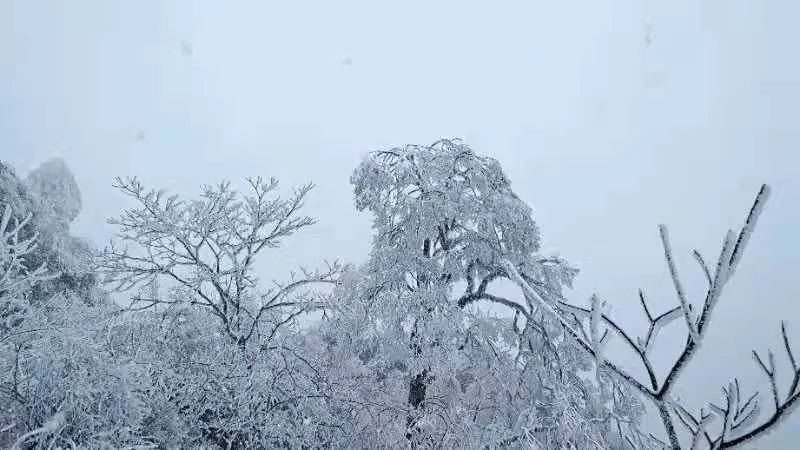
[1,1,798,447]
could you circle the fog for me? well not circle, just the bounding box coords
[2,1,798,447]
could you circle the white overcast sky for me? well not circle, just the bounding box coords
[1,1,798,447]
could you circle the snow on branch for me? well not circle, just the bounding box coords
[0,205,54,302]
[590,294,609,382]
[659,225,700,343]
[507,184,798,449]
[98,177,341,346]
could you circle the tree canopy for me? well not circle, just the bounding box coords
[0,144,796,449]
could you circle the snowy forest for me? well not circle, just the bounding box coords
[1,140,797,449]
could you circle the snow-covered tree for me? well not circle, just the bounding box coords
[3,149,797,449]
[340,139,648,448]
[0,163,138,448]
[24,158,82,226]
[0,159,101,305]
[96,176,344,448]
[0,204,50,341]
[99,176,340,347]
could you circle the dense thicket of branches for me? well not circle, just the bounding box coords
[0,144,796,449]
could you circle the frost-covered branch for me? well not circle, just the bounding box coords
[502,260,654,399]
[0,205,53,302]
[708,321,800,448]
[9,412,64,450]
[98,177,340,345]
[659,225,700,343]
[506,184,797,448]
